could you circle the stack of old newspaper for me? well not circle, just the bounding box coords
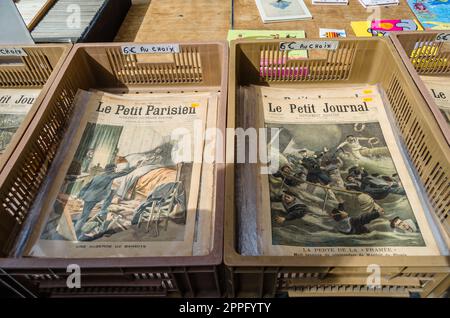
[420,76,450,124]
[237,84,441,257]
[0,88,41,159]
[26,89,220,258]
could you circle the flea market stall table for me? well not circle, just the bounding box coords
[233,0,421,37]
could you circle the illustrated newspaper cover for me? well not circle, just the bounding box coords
[254,85,440,256]
[28,90,208,257]
[0,88,40,156]
[421,76,450,124]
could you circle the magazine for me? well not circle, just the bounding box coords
[255,0,312,23]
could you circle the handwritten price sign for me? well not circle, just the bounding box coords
[279,41,339,51]
[121,44,180,55]
[435,33,450,42]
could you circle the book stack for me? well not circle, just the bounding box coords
[359,0,399,8]
[255,0,312,23]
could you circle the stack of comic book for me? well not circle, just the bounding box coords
[0,88,40,158]
[237,84,441,257]
[25,89,220,258]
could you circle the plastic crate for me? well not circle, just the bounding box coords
[225,37,450,298]
[0,42,228,298]
[0,44,71,173]
[389,31,450,146]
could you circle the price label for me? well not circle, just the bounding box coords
[121,44,180,55]
[280,41,339,51]
[435,33,450,42]
[0,48,27,57]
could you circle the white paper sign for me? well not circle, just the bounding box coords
[121,44,181,55]
[280,41,339,51]
[435,33,450,42]
[0,47,27,57]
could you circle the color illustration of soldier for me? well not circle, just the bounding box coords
[75,163,136,239]
[274,190,310,225]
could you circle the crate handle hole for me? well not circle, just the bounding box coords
[0,56,25,66]
[134,53,176,65]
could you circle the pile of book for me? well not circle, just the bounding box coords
[0,88,40,158]
[25,89,220,258]
[236,84,441,257]
[421,76,450,124]
[31,0,106,42]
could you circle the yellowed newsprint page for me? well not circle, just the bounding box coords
[28,91,207,257]
[421,76,450,124]
[258,90,440,256]
[0,88,40,156]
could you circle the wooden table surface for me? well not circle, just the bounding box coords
[115,2,151,42]
[116,0,231,42]
[115,0,421,42]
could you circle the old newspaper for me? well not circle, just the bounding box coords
[421,76,450,124]
[28,90,208,257]
[0,88,40,156]
[255,85,440,256]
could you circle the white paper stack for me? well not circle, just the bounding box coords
[255,0,312,23]
[359,0,399,8]
[312,0,348,5]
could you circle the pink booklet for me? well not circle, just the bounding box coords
[371,20,415,31]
